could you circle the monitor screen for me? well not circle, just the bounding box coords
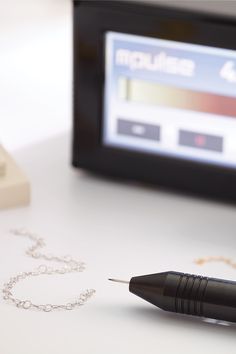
[103,31,236,169]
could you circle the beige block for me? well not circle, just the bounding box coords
[0,145,30,209]
[0,150,6,177]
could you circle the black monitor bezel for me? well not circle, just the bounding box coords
[73,0,236,200]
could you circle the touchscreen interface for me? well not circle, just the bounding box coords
[103,31,236,169]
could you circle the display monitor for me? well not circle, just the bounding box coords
[73,0,236,200]
[103,31,236,169]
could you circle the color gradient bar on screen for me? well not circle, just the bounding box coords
[118,77,236,118]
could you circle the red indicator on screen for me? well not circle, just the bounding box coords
[194,135,206,147]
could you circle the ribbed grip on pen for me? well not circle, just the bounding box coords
[174,273,209,316]
[130,271,236,323]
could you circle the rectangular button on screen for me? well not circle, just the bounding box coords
[117,119,161,141]
[179,130,223,153]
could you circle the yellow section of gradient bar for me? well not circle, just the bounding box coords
[118,77,186,106]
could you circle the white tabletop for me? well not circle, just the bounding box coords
[1,133,236,354]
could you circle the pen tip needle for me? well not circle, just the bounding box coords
[108,278,129,284]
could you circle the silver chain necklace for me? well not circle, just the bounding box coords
[2,229,96,312]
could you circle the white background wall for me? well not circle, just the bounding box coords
[1,0,236,151]
[154,0,236,15]
[0,0,72,151]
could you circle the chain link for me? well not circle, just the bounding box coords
[2,228,96,312]
[195,256,236,268]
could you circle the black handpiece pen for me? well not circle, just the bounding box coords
[109,271,236,323]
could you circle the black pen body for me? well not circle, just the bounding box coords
[129,271,236,323]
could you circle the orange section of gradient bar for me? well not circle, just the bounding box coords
[120,78,236,118]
